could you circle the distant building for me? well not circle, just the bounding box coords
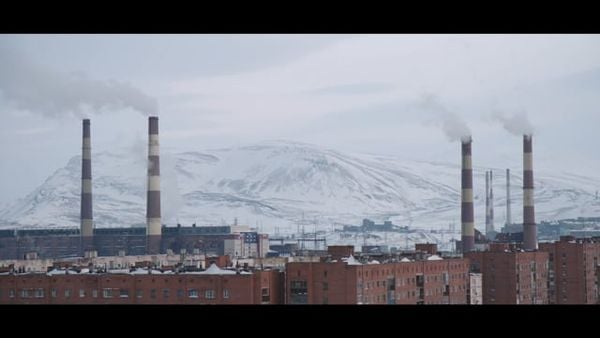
[342,219,403,233]
[0,226,270,260]
[539,236,600,304]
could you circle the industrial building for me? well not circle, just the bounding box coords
[0,118,269,261]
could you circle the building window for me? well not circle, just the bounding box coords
[136,290,143,299]
[150,289,156,299]
[163,289,169,299]
[92,289,98,298]
[323,282,328,291]
[34,288,44,298]
[188,289,198,298]
[290,280,308,304]
[324,270,327,278]
[177,289,184,298]
[103,289,112,298]
[120,289,129,298]
[64,289,71,298]
[261,287,270,303]
[205,290,215,300]
[9,289,15,298]
[223,289,230,299]
[79,289,85,298]
[51,289,57,298]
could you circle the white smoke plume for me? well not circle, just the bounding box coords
[0,46,157,117]
[491,110,534,136]
[417,93,471,142]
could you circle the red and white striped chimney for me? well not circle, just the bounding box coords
[523,134,537,250]
[461,137,475,252]
[80,119,93,237]
[147,117,162,247]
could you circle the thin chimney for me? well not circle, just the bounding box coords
[461,137,475,252]
[506,168,511,226]
[489,170,494,235]
[147,116,161,253]
[485,171,490,236]
[80,119,93,237]
[523,134,537,250]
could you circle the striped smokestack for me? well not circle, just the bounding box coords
[523,134,537,250]
[506,168,511,226]
[461,137,475,252]
[80,119,93,237]
[147,116,161,243]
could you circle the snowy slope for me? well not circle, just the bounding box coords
[1,140,600,233]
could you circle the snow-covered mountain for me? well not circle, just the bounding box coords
[1,140,600,234]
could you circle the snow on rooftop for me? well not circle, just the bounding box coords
[344,256,362,265]
[46,269,79,275]
[426,255,443,261]
[192,263,238,275]
[108,268,131,274]
[368,260,380,264]
[400,257,411,262]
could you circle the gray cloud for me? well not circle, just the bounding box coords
[0,46,157,118]
[307,82,395,96]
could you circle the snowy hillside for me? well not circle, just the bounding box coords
[1,140,600,235]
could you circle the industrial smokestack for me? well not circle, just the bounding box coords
[523,134,537,250]
[80,119,93,237]
[485,171,490,236]
[461,137,475,252]
[489,170,494,235]
[506,168,511,226]
[147,116,161,252]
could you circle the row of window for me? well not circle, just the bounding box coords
[1,288,230,300]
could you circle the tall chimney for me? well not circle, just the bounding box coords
[506,168,511,227]
[80,119,93,237]
[485,171,490,236]
[489,170,494,235]
[523,134,537,250]
[147,116,161,252]
[461,137,475,252]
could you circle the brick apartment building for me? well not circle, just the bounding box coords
[286,249,470,305]
[539,236,600,304]
[465,243,548,304]
[0,264,283,304]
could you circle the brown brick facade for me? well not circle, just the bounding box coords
[0,269,283,304]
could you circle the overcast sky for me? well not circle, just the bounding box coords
[1,34,600,205]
